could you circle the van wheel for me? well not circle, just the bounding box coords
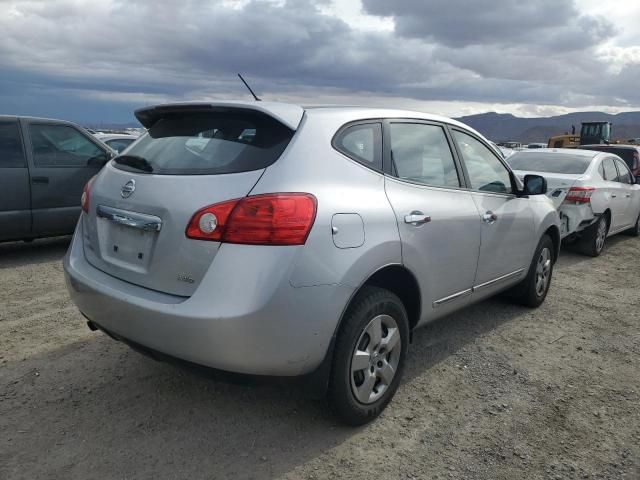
[509,234,554,308]
[626,213,640,237]
[328,286,409,426]
[580,215,609,256]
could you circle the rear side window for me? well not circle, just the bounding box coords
[114,112,293,175]
[388,123,460,188]
[506,152,592,174]
[0,121,26,167]
[333,123,382,171]
[30,124,108,167]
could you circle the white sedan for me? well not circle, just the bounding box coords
[507,148,640,256]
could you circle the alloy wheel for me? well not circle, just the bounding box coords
[535,247,552,297]
[350,314,401,404]
[595,217,607,253]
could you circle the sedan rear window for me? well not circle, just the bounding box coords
[507,152,591,174]
[112,112,293,175]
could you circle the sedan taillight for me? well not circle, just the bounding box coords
[186,193,317,245]
[564,186,595,204]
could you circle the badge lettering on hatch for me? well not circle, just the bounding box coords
[177,274,195,284]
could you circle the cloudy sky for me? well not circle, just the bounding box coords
[1,0,640,124]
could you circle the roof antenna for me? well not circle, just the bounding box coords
[237,73,261,101]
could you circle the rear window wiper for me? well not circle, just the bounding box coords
[113,155,154,172]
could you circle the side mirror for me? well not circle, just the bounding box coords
[523,174,547,195]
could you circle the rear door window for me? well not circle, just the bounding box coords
[30,124,108,167]
[388,123,460,188]
[601,158,618,181]
[114,112,294,175]
[0,120,26,167]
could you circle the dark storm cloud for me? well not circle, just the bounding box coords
[0,0,638,122]
[362,0,612,49]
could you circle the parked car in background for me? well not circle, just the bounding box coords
[93,133,138,153]
[578,144,640,178]
[527,143,547,149]
[0,115,115,243]
[490,141,514,159]
[64,101,560,425]
[507,149,640,256]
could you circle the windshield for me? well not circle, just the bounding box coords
[112,112,293,175]
[507,152,592,174]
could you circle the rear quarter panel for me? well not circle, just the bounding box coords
[249,111,402,289]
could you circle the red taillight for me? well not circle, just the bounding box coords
[564,186,595,204]
[186,193,317,245]
[185,198,239,242]
[81,176,96,213]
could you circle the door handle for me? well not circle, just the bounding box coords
[482,211,498,224]
[31,176,49,184]
[626,194,632,198]
[404,211,431,225]
[611,194,617,198]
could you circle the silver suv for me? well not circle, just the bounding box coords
[64,101,560,424]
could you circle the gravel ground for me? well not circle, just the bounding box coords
[0,235,638,480]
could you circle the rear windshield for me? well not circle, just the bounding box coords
[579,146,637,170]
[507,152,592,174]
[112,112,294,175]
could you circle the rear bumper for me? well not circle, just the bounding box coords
[558,204,596,238]
[63,223,354,376]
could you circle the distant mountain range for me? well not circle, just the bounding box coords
[83,111,640,144]
[455,111,640,143]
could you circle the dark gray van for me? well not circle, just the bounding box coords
[0,115,115,242]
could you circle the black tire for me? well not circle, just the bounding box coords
[327,286,409,426]
[509,234,555,308]
[625,212,640,237]
[579,214,609,257]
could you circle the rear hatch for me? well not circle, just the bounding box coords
[82,104,300,296]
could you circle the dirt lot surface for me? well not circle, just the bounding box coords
[1,236,639,480]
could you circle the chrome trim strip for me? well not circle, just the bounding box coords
[433,288,472,308]
[473,268,525,292]
[97,205,162,232]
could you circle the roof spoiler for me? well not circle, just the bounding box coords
[134,102,304,130]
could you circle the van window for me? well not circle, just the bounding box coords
[113,112,293,175]
[30,124,108,167]
[0,121,26,167]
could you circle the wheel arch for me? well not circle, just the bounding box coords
[544,225,561,262]
[345,264,422,332]
[303,263,421,398]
